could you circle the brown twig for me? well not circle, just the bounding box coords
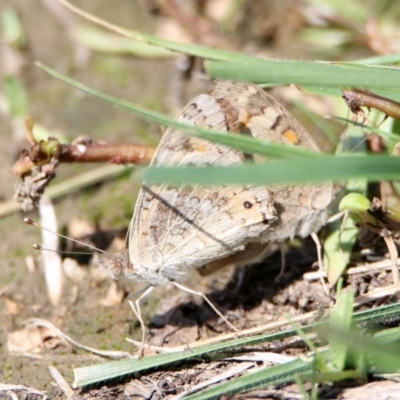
[341,87,400,152]
[13,139,156,176]
[342,88,400,121]
[13,118,157,212]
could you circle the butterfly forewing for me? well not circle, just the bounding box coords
[126,92,277,286]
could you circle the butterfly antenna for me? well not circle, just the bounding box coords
[24,218,109,257]
[32,244,94,256]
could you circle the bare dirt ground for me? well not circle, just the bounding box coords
[2,231,398,399]
[1,1,400,399]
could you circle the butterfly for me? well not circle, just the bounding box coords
[102,80,334,343]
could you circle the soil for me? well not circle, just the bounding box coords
[1,1,399,400]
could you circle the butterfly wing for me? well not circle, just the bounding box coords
[125,93,277,286]
[210,81,334,242]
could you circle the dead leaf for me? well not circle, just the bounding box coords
[7,326,63,354]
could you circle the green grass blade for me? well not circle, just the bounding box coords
[353,54,400,65]
[353,302,400,324]
[205,60,400,90]
[374,326,400,344]
[73,328,303,387]
[327,327,400,374]
[334,118,400,142]
[35,62,321,160]
[189,306,400,398]
[324,126,368,285]
[3,76,28,116]
[59,0,255,63]
[143,155,400,186]
[72,25,172,58]
[184,359,311,400]
[328,289,354,371]
[74,302,400,387]
[127,33,254,62]
[293,100,338,146]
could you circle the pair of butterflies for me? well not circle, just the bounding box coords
[106,80,333,288]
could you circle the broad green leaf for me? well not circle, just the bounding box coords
[339,193,378,226]
[324,217,358,285]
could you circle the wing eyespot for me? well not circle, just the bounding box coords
[243,201,253,209]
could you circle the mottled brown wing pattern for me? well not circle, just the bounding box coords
[210,81,333,242]
[125,93,277,286]
[210,81,321,152]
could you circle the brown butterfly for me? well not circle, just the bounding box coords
[102,80,334,341]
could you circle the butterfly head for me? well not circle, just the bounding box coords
[98,250,129,279]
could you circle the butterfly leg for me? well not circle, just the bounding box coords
[128,285,155,355]
[311,232,330,295]
[173,282,239,332]
[274,244,287,281]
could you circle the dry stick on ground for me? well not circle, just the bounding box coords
[47,366,75,400]
[26,311,320,359]
[175,362,255,400]
[24,318,133,359]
